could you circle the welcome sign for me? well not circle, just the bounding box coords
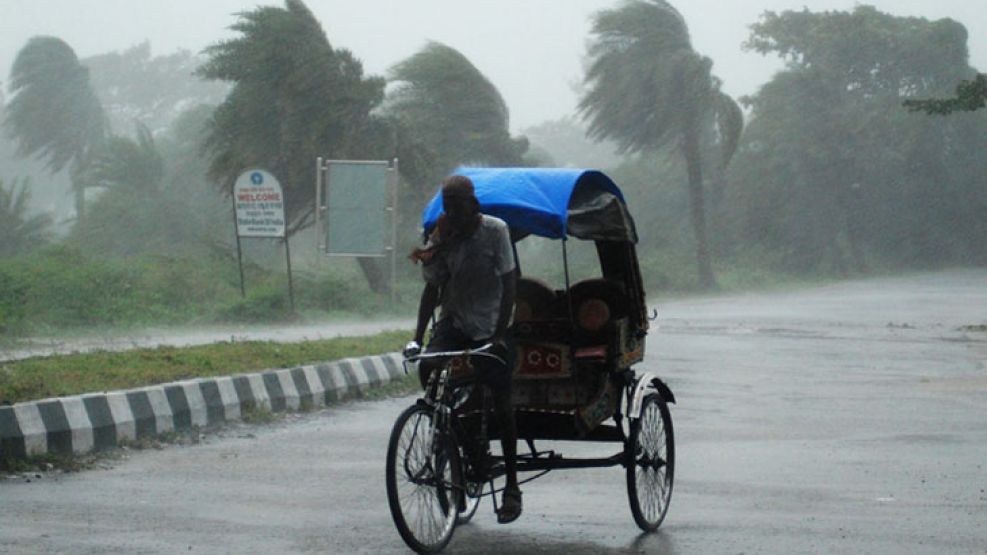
[234,169,286,238]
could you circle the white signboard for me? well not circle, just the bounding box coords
[234,169,285,238]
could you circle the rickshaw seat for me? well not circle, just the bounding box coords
[515,277,561,322]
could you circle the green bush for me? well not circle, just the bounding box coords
[298,271,365,312]
[0,269,28,333]
[0,242,420,334]
[215,285,294,323]
[10,246,144,327]
[0,246,250,333]
[132,253,237,316]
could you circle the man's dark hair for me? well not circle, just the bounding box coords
[441,174,481,224]
[441,174,476,199]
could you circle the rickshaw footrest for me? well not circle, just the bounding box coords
[516,452,625,472]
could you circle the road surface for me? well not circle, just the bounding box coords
[1,270,985,553]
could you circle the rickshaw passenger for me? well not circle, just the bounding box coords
[406,174,522,524]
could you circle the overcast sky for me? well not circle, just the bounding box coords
[1,0,984,131]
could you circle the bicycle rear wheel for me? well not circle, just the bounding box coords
[386,404,460,553]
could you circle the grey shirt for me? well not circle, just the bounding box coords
[422,215,516,340]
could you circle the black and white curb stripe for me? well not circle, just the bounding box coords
[0,353,407,460]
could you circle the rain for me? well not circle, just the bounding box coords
[1,1,985,553]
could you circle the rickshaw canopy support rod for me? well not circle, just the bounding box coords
[562,238,576,327]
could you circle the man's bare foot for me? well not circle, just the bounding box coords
[497,486,522,524]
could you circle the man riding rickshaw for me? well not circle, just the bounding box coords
[389,167,674,554]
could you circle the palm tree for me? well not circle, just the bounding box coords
[84,123,164,191]
[198,0,388,292]
[197,0,385,235]
[579,0,742,289]
[3,36,107,224]
[0,177,52,258]
[387,41,528,188]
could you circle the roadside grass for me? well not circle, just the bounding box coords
[1,450,87,475]
[1,330,421,475]
[0,245,419,336]
[1,426,205,475]
[0,330,411,405]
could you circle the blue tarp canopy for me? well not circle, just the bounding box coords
[422,167,637,242]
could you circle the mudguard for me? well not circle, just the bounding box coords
[628,371,676,419]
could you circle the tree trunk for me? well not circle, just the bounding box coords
[682,128,717,290]
[838,188,867,273]
[73,185,85,227]
[357,257,389,296]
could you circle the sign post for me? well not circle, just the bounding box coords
[315,158,398,303]
[233,168,294,311]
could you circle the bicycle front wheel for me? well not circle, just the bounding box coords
[456,473,482,524]
[386,403,460,553]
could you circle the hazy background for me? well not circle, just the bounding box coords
[1,0,984,131]
[1,0,985,336]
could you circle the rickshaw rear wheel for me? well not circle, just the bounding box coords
[386,404,461,553]
[626,393,675,532]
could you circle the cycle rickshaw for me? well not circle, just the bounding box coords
[386,167,675,553]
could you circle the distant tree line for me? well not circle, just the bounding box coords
[721,6,987,274]
[2,0,985,301]
[0,0,530,294]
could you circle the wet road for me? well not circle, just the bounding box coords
[2,271,986,554]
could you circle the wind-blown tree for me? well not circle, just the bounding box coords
[0,177,52,258]
[71,122,168,256]
[197,0,385,236]
[387,41,529,192]
[84,123,164,191]
[731,7,987,273]
[3,36,107,224]
[579,0,742,289]
[83,41,230,134]
[198,0,389,292]
[71,108,231,258]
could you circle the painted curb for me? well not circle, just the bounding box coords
[0,352,407,460]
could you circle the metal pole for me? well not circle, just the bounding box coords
[562,238,575,325]
[285,236,295,312]
[314,156,324,254]
[232,189,246,298]
[389,158,400,304]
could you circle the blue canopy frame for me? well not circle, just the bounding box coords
[421,166,649,332]
[421,167,635,241]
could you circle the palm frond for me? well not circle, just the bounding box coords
[3,36,106,174]
[0,177,52,258]
[387,41,522,170]
[713,91,744,166]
